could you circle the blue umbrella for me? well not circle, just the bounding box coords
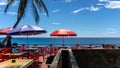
[7,24,47,45]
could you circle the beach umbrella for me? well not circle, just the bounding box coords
[0,27,13,45]
[0,28,13,35]
[7,24,47,45]
[50,29,77,46]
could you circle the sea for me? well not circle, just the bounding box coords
[1,37,120,47]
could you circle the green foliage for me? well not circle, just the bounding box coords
[4,0,49,28]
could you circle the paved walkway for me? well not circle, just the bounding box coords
[39,54,50,68]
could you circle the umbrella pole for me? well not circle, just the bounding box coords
[27,35,29,45]
[63,36,64,46]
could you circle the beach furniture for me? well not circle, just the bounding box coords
[53,46,59,55]
[0,54,3,62]
[7,24,47,45]
[12,43,18,52]
[40,46,48,60]
[49,44,54,56]
[32,45,49,59]
[32,45,44,50]
[0,27,12,35]
[2,52,27,60]
[0,48,5,53]
[50,29,77,46]
[29,52,41,60]
[28,50,43,68]
[1,47,12,55]
[71,44,80,50]
[25,45,30,49]
[22,48,39,59]
[0,48,12,61]
[0,59,34,68]
[102,44,114,49]
[16,45,25,52]
[75,44,79,49]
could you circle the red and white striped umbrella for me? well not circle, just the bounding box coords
[50,29,77,46]
[50,29,77,36]
[0,28,12,35]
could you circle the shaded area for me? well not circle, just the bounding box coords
[61,50,72,68]
[72,49,120,68]
[46,55,55,64]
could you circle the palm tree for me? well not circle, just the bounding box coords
[2,0,49,45]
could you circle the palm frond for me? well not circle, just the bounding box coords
[32,0,39,24]
[40,0,49,16]
[36,0,49,17]
[17,0,27,19]
[4,0,15,13]
[34,0,42,12]
[13,0,28,28]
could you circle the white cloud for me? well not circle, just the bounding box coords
[104,28,118,34]
[52,22,61,25]
[72,5,100,13]
[0,0,7,5]
[105,1,120,9]
[0,0,18,6]
[6,12,17,15]
[52,9,60,13]
[89,5,100,11]
[72,8,89,13]
[96,3,105,6]
[98,0,120,9]
[0,11,16,15]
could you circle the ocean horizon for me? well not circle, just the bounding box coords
[0,37,120,47]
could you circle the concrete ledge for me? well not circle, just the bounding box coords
[69,49,79,68]
[49,49,62,68]
[50,49,79,68]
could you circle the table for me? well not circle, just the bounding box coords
[22,48,39,58]
[2,52,27,60]
[32,46,45,51]
[32,46,45,48]
[0,59,34,68]
[22,48,38,53]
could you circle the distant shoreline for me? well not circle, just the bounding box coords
[1,36,120,38]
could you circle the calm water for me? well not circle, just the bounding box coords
[0,37,120,47]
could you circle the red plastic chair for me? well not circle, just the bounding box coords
[0,54,3,62]
[1,51,9,61]
[25,46,30,49]
[40,46,48,61]
[17,46,24,52]
[71,46,75,49]
[50,45,53,55]
[75,44,79,49]
[3,47,11,53]
[54,46,58,55]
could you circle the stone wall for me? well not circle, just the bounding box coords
[72,49,120,68]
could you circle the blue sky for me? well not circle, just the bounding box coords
[0,0,120,37]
